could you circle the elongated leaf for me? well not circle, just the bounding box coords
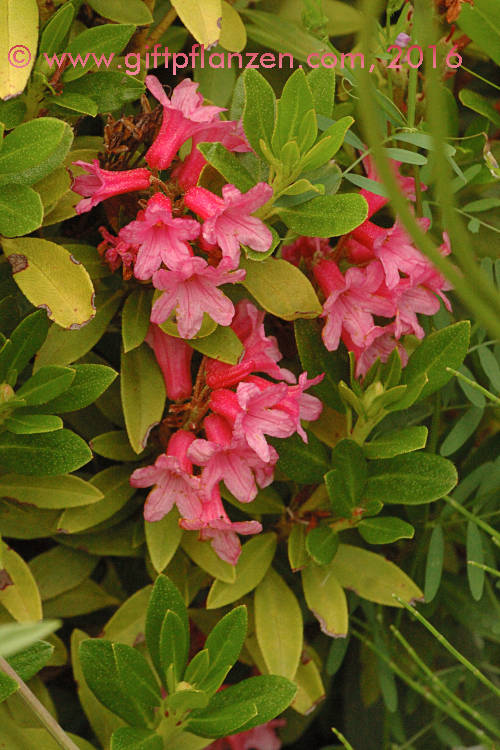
[122,288,153,354]
[146,510,183,575]
[121,344,166,454]
[159,610,188,684]
[3,237,95,329]
[0,473,102,509]
[90,431,139,462]
[6,310,50,383]
[0,430,92,476]
[197,143,256,192]
[0,185,43,237]
[0,0,38,100]
[32,364,117,414]
[181,532,236,584]
[242,69,276,159]
[0,621,59,659]
[364,426,428,458]
[466,521,484,601]
[113,643,161,721]
[255,568,302,679]
[4,414,62,434]
[358,517,415,544]
[111,728,162,750]
[330,544,423,606]
[16,366,75,405]
[188,324,243,365]
[0,119,72,186]
[272,68,315,154]
[424,525,444,603]
[0,546,42,621]
[294,318,345,411]
[305,525,339,565]
[30,546,98,600]
[146,576,189,683]
[62,24,136,81]
[272,430,330,484]
[198,606,247,693]
[364,452,458,505]
[278,194,368,237]
[88,0,153,24]
[326,439,367,517]
[207,534,277,609]
[301,561,348,637]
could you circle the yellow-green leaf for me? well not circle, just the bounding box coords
[0,546,42,621]
[182,531,236,583]
[121,344,166,454]
[291,651,325,715]
[2,237,95,329]
[219,1,246,52]
[301,561,348,637]
[146,509,183,574]
[0,0,38,100]
[0,474,103,509]
[171,0,221,47]
[254,567,303,679]
[330,544,423,606]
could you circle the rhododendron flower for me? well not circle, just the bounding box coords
[180,486,261,565]
[145,76,223,170]
[72,160,151,214]
[352,323,408,378]
[277,372,324,441]
[314,259,395,352]
[184,183,274,267]
[173,119,251,190]
[119,193,200,280]
[281,236,330,267]
[208,719,285,750]
[145,324,193,401]
[130,431,201,521]
[188,414,278,504]
[205,300,295,389]
[151,257,245,339]
[97,227,137,279]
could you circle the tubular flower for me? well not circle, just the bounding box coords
[145,324,193,401]
[72,160,151,214]
[120,193,200,280]
[184,183,274,267]
[145,76,224,170]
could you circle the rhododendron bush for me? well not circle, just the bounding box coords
[0,0,499,749]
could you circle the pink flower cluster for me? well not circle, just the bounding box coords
[72,76,272,338]
[284,158,453,377]
[130,300,323,565]
[207,718,285,750]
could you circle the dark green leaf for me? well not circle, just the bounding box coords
[16,366,75,405]
[62,24,136,82]
[242,69,276,159]
[63,72,145,112]
[197,143,256,192]
[8,640,54,682]
[294,319,346,412]
[272,69,315,154]
[145,576,189,683]
[31,364,117,413]
[326,439,367,517]
[111,728,162,750]
[305,525,339,565]
[5,413,62,434]
[466,521,484,601]
[0,118,73,186]
[0,429,92,475]
[358,517,414,544]
[271,430,330,484]
[122,288,153,354]
[159,610,188,684]
[424,525,444,603]
[198,606,247,694]
[365,453,458,505]
[113,643,161,722]
[0,185,43,237]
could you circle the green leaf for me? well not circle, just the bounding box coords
[62,24,136,81]
[30,546,98,599]
[0,473,102,509]
[383,148,427,165]
[197,143,256,192]
[0,546,42,621]
[159,610,188,684]
[46,93,98,117]
[170,0,221,47]
[188,675,296,737]
[187,324,243,365]
[0,621,59,659]
[146,510,182,574]
[5,310,49,383]
[272,69,315,154]
[57,465,136,533]
[291,654,325,715]
[0,429,92,475]
[90,430,140,462]
[326,439,367,517]
[87,0,153,24]
[34,167,71,211]
[2,237,95,330]
[0,0,38,100]
[122,288,153,354]
[121,344,166,454]
[206,533,277,609]
[167,685,209,712]
[466,521,484,601]
[440,407,484,457]
[255,568,302,679]
[240,256,321,321]
[111,728,162,750]
[184,650,210,687]
[301,561,348,637]
[272,430,330,484]
[0,670,18,703]
[0,118,73,186]
[424,524,444,603]
[307,67,335,118]
[288,523,310,572]
[0,185,43,237]
[145,576,189,683]
[113,643,161,720]
[16,365,75,405]
[79,639,150,727]
[459,89,500,128]
[301,116,353,172]
[242,69,276,160]
[330,544,423,606]
[37,3,74,59]
[458,0,500,65]
[402,322,471,401]
[103,586,152,646]
[478,346,500,390]
[5,414,62,434]
[31,364,117,413]
[364,426,428,458]
[278,193,368,237]
[63,72,145,112]
[198,605,247,693]
[358,517,415,544]
[364,452,458,505]
[294,318,346,411]
[8,640,54,681]
[305,525,339,565]
[34,291,123,368]
[181,532,236,584]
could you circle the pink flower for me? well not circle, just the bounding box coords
[207,719,285,750]
[173,119,251,190]
[119,193,200,280]
[130,431,202,521]
[314,259,395,352]
[145,76,224,170]
[188,414,277,504]
[205,300,295,389]
[184,183,273,267]
[180,486,261,565]
[371,218,433,289]
[281,236,330,267]
[97,227,137,278]
[351,324,408,378]
[145,324,193,401]
[72,160,150,214]
[151,257,245,339]
[277,372,324,441]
